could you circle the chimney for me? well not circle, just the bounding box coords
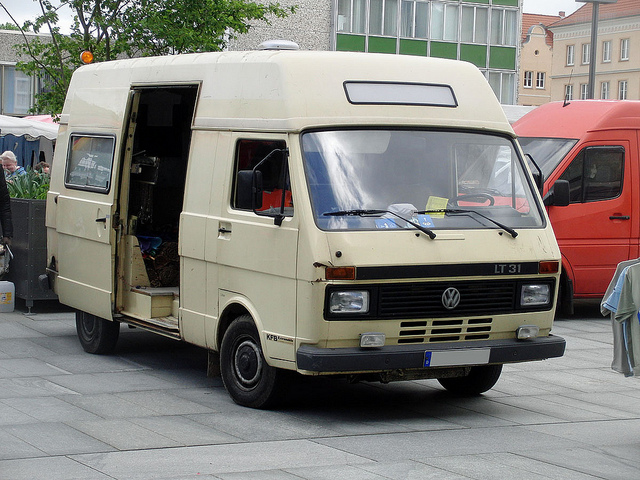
[559,11,566,18]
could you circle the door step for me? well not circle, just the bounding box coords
[122,286,179,329]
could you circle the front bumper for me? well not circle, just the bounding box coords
[297,335,566,373]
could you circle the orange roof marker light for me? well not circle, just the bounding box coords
[80,50,94,64]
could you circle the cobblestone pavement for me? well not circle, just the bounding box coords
[1,300,639,479]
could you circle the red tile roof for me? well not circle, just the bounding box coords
[522,13,561,46]
[551,0,640,27]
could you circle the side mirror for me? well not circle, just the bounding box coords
[236,170,263,211]
[543,179,570,207]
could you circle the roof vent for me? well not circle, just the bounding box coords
[258,40,300,51]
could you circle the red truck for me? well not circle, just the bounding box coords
[514,100,640,314]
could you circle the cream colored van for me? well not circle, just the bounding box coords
[44,49,565,407]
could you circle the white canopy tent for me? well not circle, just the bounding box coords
[0,114,58,140]
[0,114,59,166]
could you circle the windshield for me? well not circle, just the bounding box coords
[518,137,578,179]
[302,129,544,232]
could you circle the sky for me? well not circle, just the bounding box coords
[523,0,583,16]
[0,0,74,32]
[1,0,585,33]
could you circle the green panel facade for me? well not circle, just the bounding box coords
[399,39,427,57]
[336,34,365,52]
[492,0,518,6]
[460,44,487,68]
[489,46,516,69]
[430,42,457,60]
[368,36,397,54]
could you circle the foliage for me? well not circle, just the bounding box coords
[0,22,20,30]
[4,0,295,114]
[7,170,50,200]
[124,0,294,56]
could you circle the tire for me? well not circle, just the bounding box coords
[437,364,503,395]
[75,310,120,354]
[557,273,574,317]
[220,315,285,409]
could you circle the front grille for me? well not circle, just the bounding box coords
[398,318,493,344]
[379,280,516,318]
[324,278,555,321]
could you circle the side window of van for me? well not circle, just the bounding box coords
[233,139,292,214]
[65,135,115,192]
[559,146,624,203]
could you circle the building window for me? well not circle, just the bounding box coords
[0,64,37,115]
[384,0,399,36]
[369,0,400,36]
[523,71,532,88]
[369,0,382,35]
[14,72,33,114]
[565,84,574,101]
[619,80,628,100]
[582,43,590,65]
[461,5,488,44]
[601,81,610,100]
[536,72,545,89]
[337,0,366,33]
[488,71,515,104]
[580,83,589,100]
[566,45,575,66]
[602,40,611,63]
[490,8,517,46]
[431,1,459,42]
[401,0,429,38]
[621,38,629,61]
[400,1,414,37]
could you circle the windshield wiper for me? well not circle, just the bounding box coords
[418,209,518,238]
[324,209,436,239]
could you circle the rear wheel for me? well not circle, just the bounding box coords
[220,315,285,409]
[75,311,120,354]
[437,364,502,395]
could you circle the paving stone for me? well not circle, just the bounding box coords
[1,302,638,479]
[71,440,373,479]
[4,422,115,455]
[0,456,112,479]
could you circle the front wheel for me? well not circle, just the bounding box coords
[437,364,503,395]
[220,315,285,409]
[75,310,120,354]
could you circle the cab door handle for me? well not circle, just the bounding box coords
[609,215,630,220]
[96,217,107,223]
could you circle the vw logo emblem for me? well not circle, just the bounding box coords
[442,287,461,310]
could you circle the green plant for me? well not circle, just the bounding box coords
[7,169,50,200]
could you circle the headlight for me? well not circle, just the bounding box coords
[520,284,551,306]
[329,291,370,314]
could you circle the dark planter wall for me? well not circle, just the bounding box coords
[6,198,57,308]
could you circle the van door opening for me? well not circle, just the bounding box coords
[116,85,198,336]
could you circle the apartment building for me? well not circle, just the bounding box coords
[518,14,560,106]
[549,0,640,101]
[230,0,522,104]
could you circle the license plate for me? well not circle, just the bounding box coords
[424,348,490,367]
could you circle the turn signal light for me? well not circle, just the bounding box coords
[326,266,355,280]
[539,261,559,274]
